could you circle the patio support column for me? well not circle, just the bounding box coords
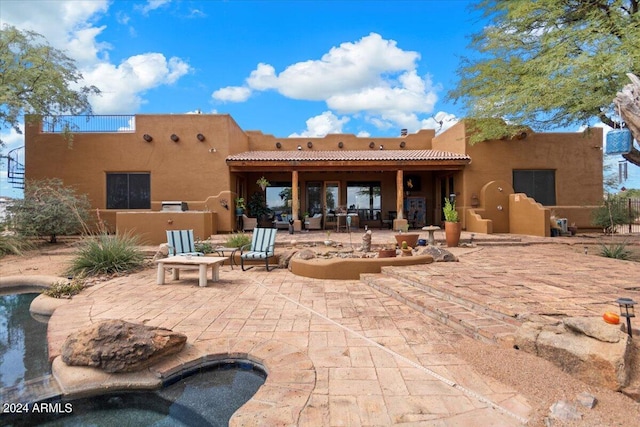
[291,170,301,231]
[394,169,408,231]
[396,169,404,219]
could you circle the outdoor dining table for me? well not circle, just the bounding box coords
[155,255,227,287]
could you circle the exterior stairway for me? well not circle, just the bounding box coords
[360,266,522,345]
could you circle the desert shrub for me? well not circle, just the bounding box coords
[9,178,90,243]
[67,232,145,276]
[599,242,632,260]
[44,278,85,298]
[224,232,251,248]
[194,239,214,254]
[0,232,33,257]
[591,194,633,234]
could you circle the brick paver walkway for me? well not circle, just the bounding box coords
[46,259,530,425]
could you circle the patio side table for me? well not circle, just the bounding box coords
[214,246,239,269]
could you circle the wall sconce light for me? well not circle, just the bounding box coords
[338,141,344,148]
[220,198,229,210]
[307,141,313,148]
[617,297,636,337]
[276,142,282,149]
[170,134,179,142]
[496,205,503,211]
[369,142,375,149]
[498,186,503,192]
[208,148,217,153]
[399,141,406,148]
[196,133,205,142]
[379,145,384,150]
[143,134,153,142]
[297,145,302,150]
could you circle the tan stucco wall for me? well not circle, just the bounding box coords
[245,129,435,151]
[25,115,245,232]
[509,193,551,237]
[24,115,603,237]
[116,211,215,245]
[290,255,434,280]
[432,121,603,231]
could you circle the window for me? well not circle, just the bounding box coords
[347,181,381,220]
[306,182,323,215]
[265,182,291,212]
[106,173,150,209]
[513,170,556,206]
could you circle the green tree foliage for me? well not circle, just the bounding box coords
[0,25,100,145]
[10,178,91,243]
[449,1,639,144]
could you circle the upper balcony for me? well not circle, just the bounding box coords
[40,115,136,133]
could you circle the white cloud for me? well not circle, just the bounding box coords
[212,86,252,103]
[0,0,190,114]
[84,53,190,113]
[289,112,350,137]
[138,0,171,15]
[216,32,441,133]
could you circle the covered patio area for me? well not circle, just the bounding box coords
[226,149,471,233]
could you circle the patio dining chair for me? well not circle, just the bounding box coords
[166,229,205,257]
[240,227,277,271]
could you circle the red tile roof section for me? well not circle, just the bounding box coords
[226,150,470,162]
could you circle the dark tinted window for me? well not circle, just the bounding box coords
[107,173,150,209]
[513,170,556,205]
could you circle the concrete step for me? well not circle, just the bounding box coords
[360,273,518,345]
[381,266,523,327]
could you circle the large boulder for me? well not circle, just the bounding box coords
[61,319,187,373]
[514,317,631,390]
[415,245,458,262]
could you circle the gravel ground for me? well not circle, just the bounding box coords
[2,241,639,426]
[453,335,640,426]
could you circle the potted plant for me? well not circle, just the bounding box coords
[443,197,461,247]
[394,224,419,248]
[235,197,245,216]
[400,240,413,257]
[247,191,272,227]
[378,242,397,258]
[256,176,270,192]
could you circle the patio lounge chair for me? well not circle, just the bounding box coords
[242,214,258,231]
[305,213,323,230]
[166,229,204,257]
[240,227,277,271]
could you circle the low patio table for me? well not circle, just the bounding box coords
[155,256,227,287]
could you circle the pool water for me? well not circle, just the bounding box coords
[0,293,50,388]
[3,362,266,426]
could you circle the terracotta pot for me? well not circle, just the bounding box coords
[394,234,419,248]
[444,222,461,247]
[378,249,397,258]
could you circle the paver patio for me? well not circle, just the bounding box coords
[3,230,640,425]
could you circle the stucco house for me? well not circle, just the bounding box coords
[23,114,603,244]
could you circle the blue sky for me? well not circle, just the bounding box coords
[0,0,637,199]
